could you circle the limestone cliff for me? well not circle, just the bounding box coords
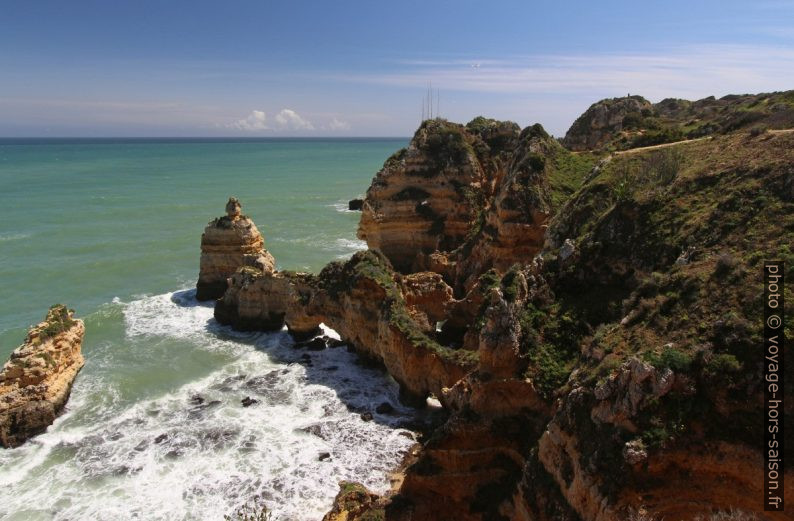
[0,305,85,448]
[216,250,475,404]
[211,102,793,520]
[357,118,589,294]
[357,119,498,273]
[196,197,275,301]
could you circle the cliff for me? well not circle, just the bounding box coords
[0,305,85,448]
[357,118,595,293]
[564,90,794,152]
[196,197,275,301]
[212,95,793,520]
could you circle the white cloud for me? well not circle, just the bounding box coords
[230,110,269,131]
[274,108,314,130]
[328,117,350,131]
[226,108,315,132]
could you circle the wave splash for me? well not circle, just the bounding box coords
[0,290,420,521]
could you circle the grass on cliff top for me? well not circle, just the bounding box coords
[32,304,77,342]
[581,90,794,152]
[545,130,793,447]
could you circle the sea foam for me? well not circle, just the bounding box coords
[0,290,420,521]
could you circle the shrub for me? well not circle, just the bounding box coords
[707,353,742,373]
[612,166,636,203]
[749,126,768,137]
[631,127,685,148]
[645,346,693,372]
[714,252,738,277]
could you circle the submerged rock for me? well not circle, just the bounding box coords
[196,197,275,301]
[241,396,259,407]
[0,305,85,448]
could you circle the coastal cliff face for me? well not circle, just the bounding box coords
[357,118,594,294]
[214,94,794,520]
[196,197,275,301]
[0,305,85,448]
[216,250,475,404]
[357,119,504,273]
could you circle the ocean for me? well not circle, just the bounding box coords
[0,138,428,520]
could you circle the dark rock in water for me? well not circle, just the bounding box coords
[294,336,328,351]
[327,338,346,348]
[241,396,259,407]
[323,365,339,372]
[134,440,148,452]
[319,452,331,461]
[360,412,374,422]
[189,395,205,406]
[165,449,182,459]
[307,337,327,351]
[348,198,364,211]
[375,402,394,414]
[300,354,312,361]
[187,400,222,419]
[154,433,169,444]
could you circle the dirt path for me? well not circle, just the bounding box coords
[615,128,794,156]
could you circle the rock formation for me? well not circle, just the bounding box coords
[357,119,494,273]
[196,197,275,301]
[563,95,653,151]
[216,250,474,404]
[209,95,794,520]
[564,90,794,152]
[0,305,85,448]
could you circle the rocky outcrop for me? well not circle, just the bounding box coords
[209,107,794,520]
[357,118,559,293]
[322,482,385,521]
[0,305,85,448]
[451,125,555,290]
[357,119,521,274]
[563,95,653,151]
[563,90,794,151]
[216,250,475,404]
[196,197,275,301]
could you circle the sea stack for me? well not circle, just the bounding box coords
[0,305,85,448]
[196,197,275,301]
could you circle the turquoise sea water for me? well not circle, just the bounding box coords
[0,138,429,521]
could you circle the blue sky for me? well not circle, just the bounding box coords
[1,0,793,137]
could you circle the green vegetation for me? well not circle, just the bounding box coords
[566,90,794,152]
[419,119,474,169]
[548,149,598,211]
[35,304,77,341]
[546,130,793,452]
[643,346,693,372]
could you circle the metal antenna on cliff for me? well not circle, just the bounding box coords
[429,81,433,120]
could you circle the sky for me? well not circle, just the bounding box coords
[1,0,793,137]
